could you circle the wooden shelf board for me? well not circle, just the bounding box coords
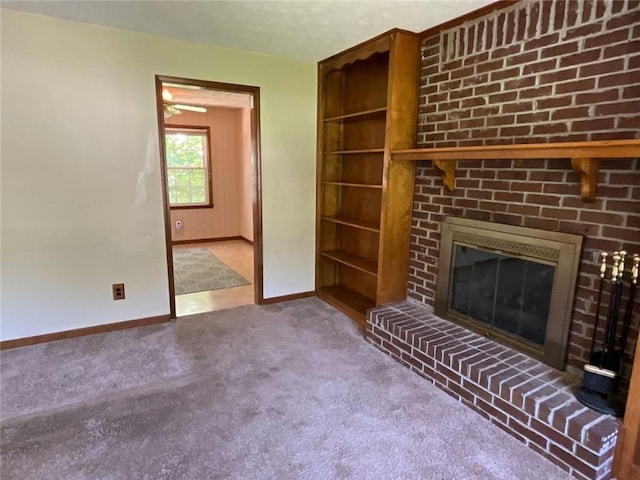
[325,148,385,155]
[391,139,640,161]
[323,181,383,189]
[321,215,381,233]
[324,107,387,123]
[317,285,375,323]
[391,140,640,203]
[321,250,378,276]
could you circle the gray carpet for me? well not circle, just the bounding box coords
[172,247,250,295]
[0,299,570,480]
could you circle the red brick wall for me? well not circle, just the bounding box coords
[409,0,640,372]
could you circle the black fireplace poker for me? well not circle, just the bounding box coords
[576,251,639,417]
[587,252,608,366]
[600,251,624,371]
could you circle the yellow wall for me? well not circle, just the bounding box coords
[0,9,317,340]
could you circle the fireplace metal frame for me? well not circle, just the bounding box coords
[435,217,583,370]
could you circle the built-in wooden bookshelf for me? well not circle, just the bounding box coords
[315,29,420,325]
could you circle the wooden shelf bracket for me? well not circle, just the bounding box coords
[433,159,456,192]
[571,158,600,203]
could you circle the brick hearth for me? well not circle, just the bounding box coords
[367,301,619,480]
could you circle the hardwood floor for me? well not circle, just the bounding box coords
[174,240,254,317]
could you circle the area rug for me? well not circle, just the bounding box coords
[172,247,250,295]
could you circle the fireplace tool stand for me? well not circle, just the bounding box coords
[576,252,639,416]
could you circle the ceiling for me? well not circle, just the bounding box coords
[164,84,253,108]
[1,0,495,62]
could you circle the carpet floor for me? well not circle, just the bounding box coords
[0,298,570,480]
[173,247,250,295]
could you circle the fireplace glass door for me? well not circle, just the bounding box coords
[435,217,583,369]
[450,244,555,347]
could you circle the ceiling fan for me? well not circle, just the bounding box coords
[162,89,207,118]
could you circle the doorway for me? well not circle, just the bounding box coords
[155,75,263,318]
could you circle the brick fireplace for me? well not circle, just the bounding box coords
[367,1,639,479]
[410,0,640,375]
[408,158,639,377]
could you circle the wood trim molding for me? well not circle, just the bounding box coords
[169,205,214,210]
[155,75,264,308]
[0,315,171,350]
[419,1,517,38]
[392,139,640,202]
[172,236,247,246]
[155,76,177,319]
[164,124,214,210]
[261,291,315,305]
[250,87,265,304]
[320,28,417,70]
[392,139,640,161]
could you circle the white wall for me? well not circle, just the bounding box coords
[0,9,317,341]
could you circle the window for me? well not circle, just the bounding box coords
[164,126,212,208]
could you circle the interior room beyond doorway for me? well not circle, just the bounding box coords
[174,239,254,316]
[156,77,262,318]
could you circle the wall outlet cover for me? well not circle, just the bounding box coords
[112,283,125,300]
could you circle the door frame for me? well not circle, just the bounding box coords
[154,75,264,318]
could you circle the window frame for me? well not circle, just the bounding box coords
[164,125,213,210]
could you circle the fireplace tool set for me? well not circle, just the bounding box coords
[576,251,639,416]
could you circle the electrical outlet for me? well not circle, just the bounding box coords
[112,283,125,300]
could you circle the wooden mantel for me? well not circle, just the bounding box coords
[391,139,640,202]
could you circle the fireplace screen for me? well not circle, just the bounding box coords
[450,245,554,347]
[436,218,583,370]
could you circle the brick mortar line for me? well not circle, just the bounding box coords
[372,303,616,428]
[381,314,596,433]
[428,0,629,63]
[424,44,636,84]
[420,88,638,109]
[375,326,613,467]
